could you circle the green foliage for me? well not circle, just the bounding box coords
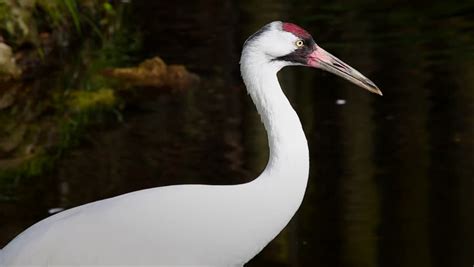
[0,0,121,47]
[0,1,11,28]
[0,89,119,183]
[0,1,140,184]
[63,0,81,33]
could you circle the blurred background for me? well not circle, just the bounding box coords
[0,0,473,266]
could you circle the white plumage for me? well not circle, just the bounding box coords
[1,21,379,266]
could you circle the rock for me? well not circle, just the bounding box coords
[102,56,199,90]
[102,57,167,87]
[166,65,200,91]
[0,43,21,80]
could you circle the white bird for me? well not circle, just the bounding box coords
[0,21,381,266]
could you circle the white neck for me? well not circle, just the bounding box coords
[240,49,310,230]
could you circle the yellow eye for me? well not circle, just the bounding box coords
[296,40,304,47]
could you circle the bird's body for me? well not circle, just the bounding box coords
[0,21,379,266]
[1,183,305,266]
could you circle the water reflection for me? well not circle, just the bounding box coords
[1,0,473,266]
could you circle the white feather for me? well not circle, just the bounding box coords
[0,21,309,266]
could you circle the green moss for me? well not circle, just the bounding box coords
[0,150,52,182]
[0,88,120,183]
[0,89,119,183]
[68,88,116,112]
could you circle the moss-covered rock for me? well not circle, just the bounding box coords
[102,56,199,90]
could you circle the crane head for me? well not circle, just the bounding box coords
[243,21,382,95]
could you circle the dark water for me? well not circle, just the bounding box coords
[1,1,473,266]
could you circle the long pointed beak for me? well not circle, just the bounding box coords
[307,46,382,96]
